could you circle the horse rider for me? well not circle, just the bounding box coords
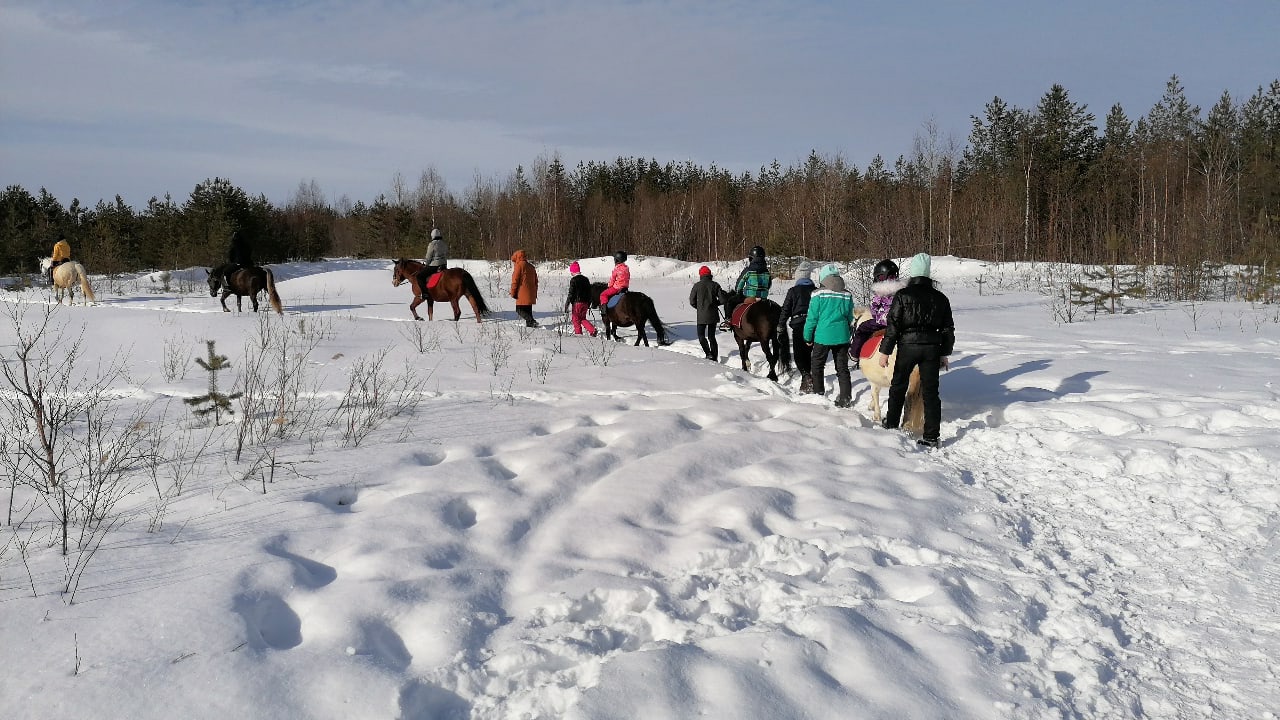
[49,234,72,285]
[876,253,955,448]
[223,230,253,287]
[723,245,772,325]
[416,228,448,293]
[850,259,906,368]
[598,250,630,307]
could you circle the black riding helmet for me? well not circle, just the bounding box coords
[873,259,899,282]
[613,250,627,264]
[749,245,766,261]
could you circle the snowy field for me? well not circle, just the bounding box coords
[1,255,1278,720]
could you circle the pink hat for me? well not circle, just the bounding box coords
[569,261,581,274]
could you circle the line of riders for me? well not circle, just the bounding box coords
[45,231,953,447]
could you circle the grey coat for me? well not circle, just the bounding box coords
[425,238,448,267]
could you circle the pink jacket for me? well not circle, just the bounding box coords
[609,263,630,290]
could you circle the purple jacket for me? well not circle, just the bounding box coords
[868,279,906,325]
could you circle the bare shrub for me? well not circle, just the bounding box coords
[332,347,431,447]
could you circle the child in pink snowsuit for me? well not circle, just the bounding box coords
[598,250,630,306]
[564,261,597,336]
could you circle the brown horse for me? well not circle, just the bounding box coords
[392,259,490,322]
[208,264,283,314]
[854,307,923,434]
[589,282,672,346]
[726,295,791,381]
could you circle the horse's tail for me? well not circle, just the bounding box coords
[776,319,792,372]
[648,297,674,345]
[78,264,96,303]
[462,270,490,315]
[264,268,284,314]
[903,367,925,436]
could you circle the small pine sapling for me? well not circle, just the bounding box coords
[185,341,242,425]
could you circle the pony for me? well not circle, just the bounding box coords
[725,295,791,381]
[391,259,490,322]
[208,264,284,314]
[39,257,96,305]
[589,282,672,346]
[853,307,923,435]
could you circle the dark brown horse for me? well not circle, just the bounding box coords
[589,282,672,346]
[208,264,283,314]
[726,296,791,381]
[392,259,490,322]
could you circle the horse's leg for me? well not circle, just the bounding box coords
[220,292,231,313]
[426,297,436,321]
[762,334,779,381]
[737,335,750,371]
[634,318,647,346]
[409,294,424,321]
[450,298,461,321]
[870,385,883,422]
[249,291,260,312]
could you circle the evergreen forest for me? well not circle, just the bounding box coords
[3,76,1277,300]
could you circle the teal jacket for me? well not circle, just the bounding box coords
[803,286,854,346]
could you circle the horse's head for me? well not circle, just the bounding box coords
[39,257,51,273]
[207,268,222,296]
[392,260,408,287]
[588,282,605,309]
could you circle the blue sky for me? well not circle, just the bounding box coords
[2,0,1276,208]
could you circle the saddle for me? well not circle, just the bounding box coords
[859,331,885,360]
[606,291,626,309]
[727,297,759,329]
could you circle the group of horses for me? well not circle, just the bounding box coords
[38,256,920,431]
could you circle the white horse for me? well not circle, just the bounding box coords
[39,257,97,305]
[854,307,923,435]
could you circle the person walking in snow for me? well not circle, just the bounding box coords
[779,265,816,391]
[804,264,854,407]
[510,249,540,327]
[689,265,725,360]
[877,253,954,448]
[564,261,597,336]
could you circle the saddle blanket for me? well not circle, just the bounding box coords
[861,332,884,359]
[606,293,625,309]
[427,272,443,290]
[728,297,760,328]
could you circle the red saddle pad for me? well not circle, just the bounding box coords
[861,331,885,359]
[427,272,443,290]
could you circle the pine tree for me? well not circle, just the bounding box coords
[185,341,241,425]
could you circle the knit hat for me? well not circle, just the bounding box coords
[569,261,581,274]
[793,265,812,281]
[817,263,841,283]
[907,253,931,278]
[698,265,712,276]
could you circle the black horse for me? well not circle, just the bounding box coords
[589,282,672,346]
[208,264,283,314]
[724,295,791,381]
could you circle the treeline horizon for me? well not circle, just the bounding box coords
[1,75,1277,281]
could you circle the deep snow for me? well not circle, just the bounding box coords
[1,255,1278,720]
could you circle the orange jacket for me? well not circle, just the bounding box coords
[52,239,71,262]
[510,250,539,305]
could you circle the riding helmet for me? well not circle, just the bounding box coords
[431,228,443,239]
[613,250,628,264]
[873,259,899,282]
[749,245,766,261]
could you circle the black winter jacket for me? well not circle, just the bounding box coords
[565,274,593,308]
[689,277,725,324]
[780,279,815,328]
[880,277,955,356]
